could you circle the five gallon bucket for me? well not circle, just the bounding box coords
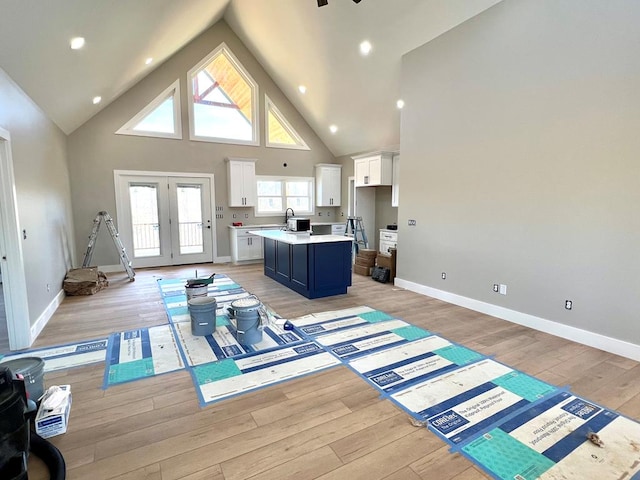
[228,297,263,345]
[188,296,217,336]
[1,357,45,400]
[185,283,208,300]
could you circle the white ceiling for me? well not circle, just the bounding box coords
[0,0,501,157]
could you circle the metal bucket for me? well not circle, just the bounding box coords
[185,283,208,300]
[228,297,263,345]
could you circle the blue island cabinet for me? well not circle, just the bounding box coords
[263,237,352,298]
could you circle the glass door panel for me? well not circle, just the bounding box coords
[129,183,161,257]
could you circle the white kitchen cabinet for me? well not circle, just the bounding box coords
[352,152,393,187]
[392,154,400,207]
[315,164,342,206]
[230,227,264,262]
[379,229,398,254]
[226,158,256,207]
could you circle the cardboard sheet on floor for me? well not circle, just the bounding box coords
[192,342,341,406]
[1,338,109,372]
[173,316,304,366]
[104,325,184,387]
[390,358,558,445]
[461,391,640,479]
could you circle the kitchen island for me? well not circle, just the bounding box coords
[249,230,353,299]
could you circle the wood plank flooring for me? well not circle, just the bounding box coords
[25,263,640,479]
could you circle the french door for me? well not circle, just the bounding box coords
[116,172,214,267]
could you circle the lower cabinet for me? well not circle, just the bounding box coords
[230,228,264,262]
[263,238,352,299]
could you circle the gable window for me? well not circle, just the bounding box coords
[188,43,259,145]
[116,79,182,139]
[265,95,309,150]
[255,176,314,216]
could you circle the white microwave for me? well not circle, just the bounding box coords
[287,217,311,232]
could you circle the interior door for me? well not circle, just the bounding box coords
[117,174,213,268]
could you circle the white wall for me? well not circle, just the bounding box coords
[398,0,640,352]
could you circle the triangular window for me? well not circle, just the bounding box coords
[265,95,309,150]
[116,80,182,139]
[188,43,259,145]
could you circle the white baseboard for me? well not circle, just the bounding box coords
[30,288,65,345]
[394,277,640,362]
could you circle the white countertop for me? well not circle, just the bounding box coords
[249,229,353,245]
[228,222,344,229]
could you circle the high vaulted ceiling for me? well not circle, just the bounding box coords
[0,0,501,157]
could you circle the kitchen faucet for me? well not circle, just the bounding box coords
[285,208,295,225]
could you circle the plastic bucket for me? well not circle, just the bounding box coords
[1,357,45,400]
[188,296,217,336]
[228,297,263,345]
[185,283,208,300]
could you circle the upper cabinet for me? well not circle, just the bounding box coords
[352,152,393,187]
[226,157,256,206]
[392,153,400,207]
[315,164,342,207]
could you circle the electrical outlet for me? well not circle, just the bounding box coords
[233,214,237,218]
[408,219,417,226]
[46,283,50,292]
[499,284,507,295]
[441,272,446,280]
[244,214,249,218]
[565,300,572,310]
[493,284,499,292]
[318,212,322,216]
[341,212,344,216]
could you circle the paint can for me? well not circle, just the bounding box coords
[188,296,217,336]
[227,297,263,345]
[185,283,208,300]
[1,356,46,400]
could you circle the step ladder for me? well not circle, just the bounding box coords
[82,211,135,281]
[345,216,368,254]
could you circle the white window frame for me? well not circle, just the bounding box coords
[187,42,259,146]
[116,79,182,140]
[255,175,315,217]
[265,94,309,150]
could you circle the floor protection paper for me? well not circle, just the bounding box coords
[192,341,341,405]
[104,324,184,387]
[0,338,109,372]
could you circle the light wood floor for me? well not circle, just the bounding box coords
[26,263,640,479]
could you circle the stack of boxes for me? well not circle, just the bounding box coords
[353,249,377,276]
[375,248,397,282]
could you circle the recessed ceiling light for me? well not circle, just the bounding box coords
[298,85,307,94]
[359,40,372,56]
[70,37,85,50]
[92,96,102,105]
[145,57,153,65]
[396,99,405,109]
[329,125,338,134]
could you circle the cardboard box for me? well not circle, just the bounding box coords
[376,249,397,281]
[35,385,72,438]
[358,249,378,258]
[353,264,372,276]
[355,256,375,267]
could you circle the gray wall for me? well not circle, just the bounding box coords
[398,0,640,345]
[67,20,337,265]
[0,68,75,329]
